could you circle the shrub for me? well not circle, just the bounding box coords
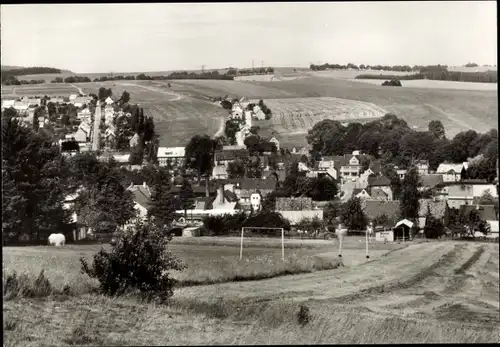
[424,217,445,239]
[3,270,53,300]
[297,304,311,326]
[80,218,185,302]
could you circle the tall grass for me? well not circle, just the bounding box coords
[173,254,343,286]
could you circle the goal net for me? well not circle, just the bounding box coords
[240,227,285,261]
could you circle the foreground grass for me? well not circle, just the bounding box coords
[3,240,351,293]
[4,294,498,346]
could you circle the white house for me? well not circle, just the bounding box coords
[436,163,467,182]
[157,146,185,169]
[269,136,280,152]
[415,160,429,175]
[126,182,152,221]
[77,109,92,123]
[105,96,114,105]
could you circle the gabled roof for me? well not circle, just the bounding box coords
[420,174,444,189]
[395,219,414,228]
[369,187,388,199]
[263,170,287,182]
[194,196,215,210]
[238,178,276,191]
[223,189,238,202]
[418,199,448,218]
[362,200,400,221]
[214,149,249,161]
[368,175,391,187]
[127,184,153,211]
[436,163,465,174]
[353,188,370,197]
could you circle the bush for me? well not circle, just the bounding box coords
[80,218,185,302]
[3,270,53,300]
[382,79,402,87]
[424,217,445,239]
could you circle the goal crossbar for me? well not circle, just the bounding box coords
[240,227,285,261]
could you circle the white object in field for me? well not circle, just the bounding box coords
[48,233,66,247]
[250,193,261,213]
[375,230,394,242]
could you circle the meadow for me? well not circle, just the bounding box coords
[1,83,80,98]
[352,78,498,91]
[3,240,499,345]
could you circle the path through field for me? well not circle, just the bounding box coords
[175,241,500,330]
[69,84,84,95]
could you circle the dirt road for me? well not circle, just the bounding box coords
[70,84,84,95]
[213,116,226,138]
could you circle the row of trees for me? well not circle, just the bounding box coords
[306,114,498,182]
[51,76,92,84]
[226,67,275,76]
[310,63,417,72]
[1,67,61,84]
[356,70,497,83]
[2,76,46,85]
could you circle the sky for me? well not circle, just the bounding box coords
[1,2,497,73]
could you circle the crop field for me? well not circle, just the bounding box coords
[1,83,79,98]
[247,97,387,147]
[351,78,498,91]
[77,81,226,146]
[3,239,499,345]
[308,69,416,80]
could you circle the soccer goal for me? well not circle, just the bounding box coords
[240,227,285,261]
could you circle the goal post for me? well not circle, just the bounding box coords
[240,227,285,261]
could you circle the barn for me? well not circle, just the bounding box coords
[393,219,414,241]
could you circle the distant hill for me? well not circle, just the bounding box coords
[0,66,73,74]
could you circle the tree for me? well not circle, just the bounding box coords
[340,197,367,231]
[70,153,136,234]
[2,107,17,119]
[245,156,263,178]
[428,120,446,139]
[2,117,73,244]
[80,218,184,301]
[179,178,195,218]
[458,208,489,238]
[148,167,178,227]
[381,164,402,200]
[121,90,130,104]
[399,166,420,221]
[227,159,246,178]
[423,205,445,239]
[307,176,338,201]
[323,199,341,225]
[478,189,496,205]
[185,134,216,196]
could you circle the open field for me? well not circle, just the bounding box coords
[307,69,416,80]
[3,75,497,146]
[352,78,498,91]
[1,83,80,98]
[3,240,498,345]
[2,236,399,291]
[78,81,226,146]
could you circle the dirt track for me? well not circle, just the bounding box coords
[175,241,500,329]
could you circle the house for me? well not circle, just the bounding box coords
[436,163,467,182]
[157,146,185,169]
[367,175,393,201]
[264,170,287,182]
[211,183,239,210]
[396,169,407,180]
[415,160,429,175]
[193,196,215,210]
[63,187,89,241]
[269,136,280,152]
[418,199,449,229]
[362,200,400,223]
[445,182,498,209]
[126,182,153,221]
[104,128,116,148]
[419,174,444,192]
[275,197,323,226]
[234,178,276,209]
[213,149,249,178]
[252,105,266,120]
[104,105,115,126]
[312,156,339,180]
[105,96,114,105]
[353,188,371,200]
[231,103,244,119]
[330,154,363,180]
[77,108,92,123]
[72,124,90,143]
[129,133,140,148]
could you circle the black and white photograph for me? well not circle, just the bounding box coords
[1,2,498,345]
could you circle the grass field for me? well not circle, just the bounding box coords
[352,78,497,91]
[1,83,80,98]
[3,239,498,345]
[76,81,226,146]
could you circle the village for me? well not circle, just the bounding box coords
[2,88,498,243]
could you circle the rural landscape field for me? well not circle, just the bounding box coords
[3,238,499,345]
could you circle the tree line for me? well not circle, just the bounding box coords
[356,70,497,83]
[310,63,416,72]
